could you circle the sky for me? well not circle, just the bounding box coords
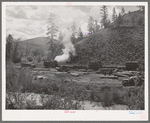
[6,5,139,40]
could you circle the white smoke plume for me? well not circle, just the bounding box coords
[54,29,76,62]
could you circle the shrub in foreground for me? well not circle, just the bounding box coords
[6,93,81,110]
[122,85,144,110]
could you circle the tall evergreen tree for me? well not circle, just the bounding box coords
[56,30,64,55]
[112,7,117,22]
[71,21,77,34]
[6,35,21,62]
[12,39,21,63]
[6,34,13,61]
[121,7,125,16]
[78,27,83,40]
[47,13,59,59]
[87,16,95,34]
[100,5,108,28]
[105,19,111,28]
[79,31,83,39]
[94,20,100,32]
[116,13,123,27]
[70,21,77,44]
[58,30,64,42]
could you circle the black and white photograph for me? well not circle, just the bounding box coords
[2,2,148,121]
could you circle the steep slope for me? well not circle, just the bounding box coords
[75,26,144,65]
[74,10,144,65]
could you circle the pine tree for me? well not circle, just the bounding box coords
[100,5,108,28]
[95,20,100,32]
[70,21,77,44]
[105,19,111,28]
[112,7,117,22]
[12,40,21,63]
[78,27,83,40]
[71,21,77,34]
[87,16,95,34]
[79,31,83,39]
[6,34,13,61]
[47,13,59,60]
[121,7,125,16]
[116,13,123,27]
[56,30,64,55]
[58,30,64,42]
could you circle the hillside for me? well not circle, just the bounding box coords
[21,37,50,46]
[19,37,49,48]
[18,37,50,55]
[18,36,65,58]
[75,11,144,65]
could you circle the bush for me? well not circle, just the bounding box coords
[123,86,144,110]
[13,57,21,63]
[110,89,122,104]
[43,95,81,110]
[6,61,33,93]
[27,56,33,62]
[6,61,20,92]
[101,90,113,107]
[37,56,41,63]
[137,17,144,26]
[6,93,81,110]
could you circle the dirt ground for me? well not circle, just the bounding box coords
[32,68,124,87]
